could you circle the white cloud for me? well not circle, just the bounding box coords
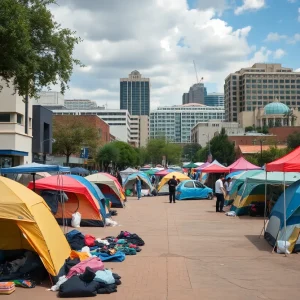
[288,0,296,3]
[287,33,300,44]
[295,68,300,72]
[265,32,287,42]
[235,0,266,15]
[273,49,286,59]
[48,0,273,109]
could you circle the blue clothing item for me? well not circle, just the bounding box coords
[94,269,115,284]
[137,188,141,199]
[91,251,126,262]
[116,239,126,244]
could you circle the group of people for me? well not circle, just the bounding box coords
[215,176,232,212]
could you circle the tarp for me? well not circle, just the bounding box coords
[0,176,70,276]
[67,175,108,220]
[155,169,177,176]
[228,157,261,172]
[266,146,300,172]
[201,160,230,173]
[0,162,70,174]
[157,172,190,191]
[183,163,198,169]
[247,172,300,185]
[124,172,154,192]
[28,175,103,226]
[265,180,300,252]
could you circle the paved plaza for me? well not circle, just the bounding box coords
[10,196,300,300]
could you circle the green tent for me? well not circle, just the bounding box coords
[246,172,300,185]
[144,169,159,176]
[183,163,198,168]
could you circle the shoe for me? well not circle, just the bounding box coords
[173,202,176,203]
[220,210,225,212]
[216,211,219,212]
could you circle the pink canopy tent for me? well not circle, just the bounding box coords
[201,162,230,173]
[195,162,210,171]
[228,157,261,172]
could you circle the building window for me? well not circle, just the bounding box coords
[17,114,23,125]
[0,113,11,122]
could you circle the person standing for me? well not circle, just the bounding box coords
[224,177,232,195]
[168,175,178,203]
[215,175,226,212]
[136,176,142,200]
[116,171,123,187]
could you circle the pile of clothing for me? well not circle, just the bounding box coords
[65,230,145,260]
[52,257,122,296]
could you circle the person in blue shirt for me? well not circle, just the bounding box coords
[136,176,142,200]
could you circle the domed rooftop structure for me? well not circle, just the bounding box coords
[264,98,289,115]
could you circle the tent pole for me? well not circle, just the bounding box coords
[260,171,268,239]
[32,173,36,192]
[283,172,287,257]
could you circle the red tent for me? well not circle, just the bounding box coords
[228,157,261,172]
[28,175,99,212]
[201,163,229,173]
[195,162,210,171]
[266,146,300,172]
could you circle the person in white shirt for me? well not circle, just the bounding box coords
[215,175,226,212]
[224,177,232,195]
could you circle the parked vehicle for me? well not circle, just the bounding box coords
[175,180,213,200]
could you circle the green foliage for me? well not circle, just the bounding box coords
[209,128,235,165]
[194,146,208,162]
[96,144,120,171]
[146,138,182,165]
[246,146,289,166]
[182,143,202,161]
[245,126,268,134]
[112,141,138,169]
[0,0,82,98]
[134,147,149,166]
[287,131,300,150]
[53,117,99,164]
[245,126,253,132]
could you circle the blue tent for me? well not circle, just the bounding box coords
[70,167,89,175]
[67,175,108,220]
[226,171,243,179]
[0,162,70,174]
[265,179,300,253]
[123,172,153,191]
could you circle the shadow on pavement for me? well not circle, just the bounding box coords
[245,234,271,252]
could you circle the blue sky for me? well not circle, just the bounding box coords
[52,0,300,107]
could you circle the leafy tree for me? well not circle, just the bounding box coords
[245,126,254,132]
[146,138,167,165]
[52,117,98,164]
[194,146,209,162]
[96,144,120,171]
[209,128,235,165]
[112,141,138,169]
[164,142,182,165]
[0,0,82,133]
[182,143,202,161]
[287,132,300,150]
[134,147,149,166]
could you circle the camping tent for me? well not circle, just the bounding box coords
[0,176,70,276]
[14,172,51,186]
[123,172,154,192]
[230,182,266,215]
[201,160,230,173]
[247,172,300,185]
[70,167,89,175]
[265,180,300,253]
[85,173,125,208]
[155,169,177,176]
[157,172,190,192]
[225,170,263,206]
[28,175,104,227]
[228,157,261,172]
[195,162,210,171]
[67,175,108,220]
[120,167,138,177]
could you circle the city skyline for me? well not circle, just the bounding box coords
[48,0,300,110]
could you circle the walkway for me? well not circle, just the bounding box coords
[12,196,300,299]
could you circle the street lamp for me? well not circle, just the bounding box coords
[253,138,265,162]
[41,138,56,164]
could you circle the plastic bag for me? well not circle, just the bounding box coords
[71,212,81,228]
[276,240,291,254]
[105,218,118,227]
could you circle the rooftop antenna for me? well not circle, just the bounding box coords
[193,60,199,83]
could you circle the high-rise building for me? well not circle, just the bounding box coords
[150,103,225,143]
[34,91,64,107]
[205,93,224,107]
[224,63,300,124]
[182,93,189,104]
[64,99,100,110]
[120,70,150,116]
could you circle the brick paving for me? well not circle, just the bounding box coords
[9,196,300,299]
